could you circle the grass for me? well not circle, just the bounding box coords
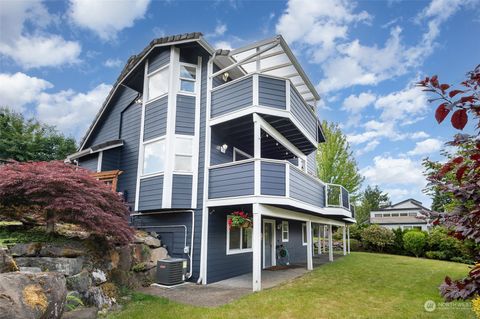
[108,252,475,319]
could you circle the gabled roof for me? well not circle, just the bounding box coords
[374,198,431,212]
[79,32,214,150]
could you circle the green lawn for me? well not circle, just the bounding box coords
[108,252,475,319]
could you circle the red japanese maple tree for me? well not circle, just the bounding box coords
[0,161,134,245]
[418,64,480,300]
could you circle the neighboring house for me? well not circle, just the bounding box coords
[67,32,355,291]
[370,199,432,231]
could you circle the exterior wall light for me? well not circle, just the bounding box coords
[220,144,228,153]
[222,72,229,82]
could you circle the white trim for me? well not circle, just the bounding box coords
[285,80,291,112]
[254,204,346,227]
[343,225,347,256]
[178,62,197,95]
[96,151,103,172]
[134,60,150,211]
[226,215,253,255]
[285,164,290,197]
[328,224,333,262]
[233,147,252,161]
[347,226,351,254]
[162,46,180,208]
[281,220,289,242]
[191,57,202,209]
[140,172,165,180]
[306,220,313,270]
[146,63,169,77]
[253,117,261,196]
[252,74,259,106]
[252,203,262,292]
[262,219,276,269]
[301,223,308,246]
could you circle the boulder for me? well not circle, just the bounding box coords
[144,236,161,248]
[19,267,42,273]
[132,244,150,264]
[0,249,18,273]
[39,244,85,258]
[0,272,67,319]
[91,269,106,286]
[15,257,84,276]
[84,287,113,310]
[133,233,160,248]
[62,307,98,319]
[9,243,42,257]
[113,246,131,272]
[66,271,92,296]
[149,247,168,263]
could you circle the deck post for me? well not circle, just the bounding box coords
[323,225,327,253]
[252,203,262,292]
[317,224,322,255]
[342,225,347,256]
[306,221,313,270]
[328,224,333,262]
[347,225,351,254]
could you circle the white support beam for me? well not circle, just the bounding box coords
[317,225,322,255]
[323,225,327,253]
[252,204,262,292]
[306,221,313,270]
[343,226,347,256]
[328,224,333,262]
[253,116,261,196]
[347,226,351,254]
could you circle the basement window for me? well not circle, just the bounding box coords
[226,216,253,254]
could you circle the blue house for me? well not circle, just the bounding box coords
[67,32,355,291]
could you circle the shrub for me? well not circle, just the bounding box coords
[349,238,361,251]
[348,224,367,240]
[389,228,407,255]
[403,231,426,257]
[425,251,447,260]
[360,225,394,252]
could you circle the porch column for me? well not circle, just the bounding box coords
[306,221,313,270]
[347,226,351,254]
[342,225,347,256]
[328,224,333,262]
[317,225,322,255]
[253,114,261,196]
[323,225,327,253]
[252,203,262,292]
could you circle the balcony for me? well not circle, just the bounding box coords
[207,158,352,219]
[210,74,320,148]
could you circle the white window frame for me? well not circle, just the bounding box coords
[302,223,308,246]
[281,221,289,242]
[146,65,169,103]
[178,62,197,95]
[226,215,253,255]
[141,136,166,178]
[233,147,253,162]
[174,135,194,174]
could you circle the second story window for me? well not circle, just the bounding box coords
[147,66,169,102]
[143,138,165,175]
[174,136,193,172]
[179,64,196,93]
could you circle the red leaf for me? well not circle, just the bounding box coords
[456,165,467,183]
[440,84,450,91]
[460,95,475,103]
[439,163,453,177]
[471,154,480,162]
[452,156,464,164]
[435,103,450,124]
[449,90,464,98]
[451,109,468,130]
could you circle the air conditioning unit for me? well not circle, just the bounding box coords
[156,258,188,286]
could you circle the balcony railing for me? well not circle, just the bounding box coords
[208,158,352,216]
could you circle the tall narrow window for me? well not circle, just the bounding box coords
[174,136,193,172]
[179,64,196,93]
[281,221,289,242]
[147,67,169,101]
[143,139,166,175]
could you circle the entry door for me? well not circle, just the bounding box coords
[263,220,276,268]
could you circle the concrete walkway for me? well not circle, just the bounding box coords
[138,254,344,307]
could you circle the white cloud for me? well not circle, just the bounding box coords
[68,0,151,40]
[410,131,430,139]
[361,155,426,187]
[36,83,112,138]
[342,92,376,113]
[214,41,233,50]
[407,138,443,156]
[214,22,227,36]
[104,58,123,68]
[0,72,53,112]
[383,188,411,202]
[356,139,380,156]
[374,84,428,122]
[0,0,81,69]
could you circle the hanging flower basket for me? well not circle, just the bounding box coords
[228,211,252,229]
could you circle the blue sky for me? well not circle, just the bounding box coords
[1,0,479,207]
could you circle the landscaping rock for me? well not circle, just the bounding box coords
[91,269,106,286]
[132,244,150,263]
[19,267,42,273]
[9,243,42,257]
[133,232,161,247]
[84,287,113,309]
[39,244,85,258]
[15,257,84,276]
[61,307,98,319]
[0,249,18,273]
[144,236,161,248]
[0,272,67,319]
[149,247,168,263]
[66,271,92,295]
[113,246,131,272]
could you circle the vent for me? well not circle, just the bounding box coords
[156,258,188,285]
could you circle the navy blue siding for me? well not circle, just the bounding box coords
[210,129,233,166]
[211,77,253,117]
[307,150,317,176]
[138,175,163,211]
[261,162,286,196]
[172,174,193,208]
[117,103,141,208]
[212,64,224,88]
[78,153,98,171]
[144,96,168,141]
[289,167,325,207]
[175,95,195,135]
[148,47,170,73]
[101,148,120,171]
[291,88,317,141]
[209,162,254,199]
[86,87,137,147]
[273,218,307,264]
[259,76,286,109]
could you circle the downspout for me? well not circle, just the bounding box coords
[131,210,195,280]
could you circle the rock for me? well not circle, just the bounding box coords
[91,269,106,286]
[19,267,42,273]
[0,272,67,319]
[144,236,161,248]
[15,257,84,276]
[113,246,131,272]
[39,244,85,258]
[0,249,18,273]
[66,271,92,295]
[133,232,161,248]
[132,244,150,264]
[84,287,113,309]
[149,247,168,263]
[9,243,42,257]
[62,307,98,319]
